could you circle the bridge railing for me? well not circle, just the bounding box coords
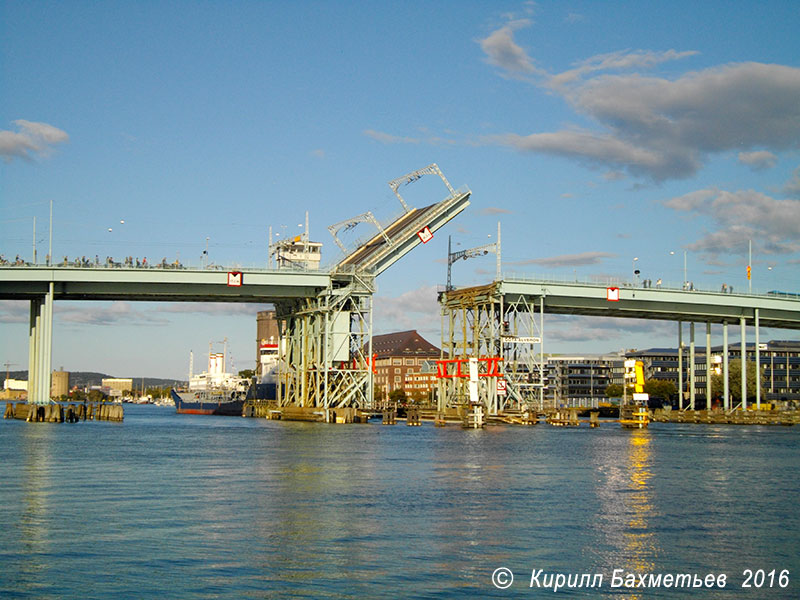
[452,270,795,300]
[0,260,335,274]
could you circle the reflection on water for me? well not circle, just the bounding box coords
[1,407,799,598]
[16,424,55,594]
[591,428,658,596]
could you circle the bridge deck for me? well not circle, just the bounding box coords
[0,266,332,302]
[440,279,800,330]
[338,203,438,268]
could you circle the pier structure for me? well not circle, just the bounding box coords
[437,282,545,416]
[439,278,800,412]
[0,164,472,414]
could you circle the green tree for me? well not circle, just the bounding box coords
[388,388,407,404]
[238,369,255,380]
[710,359,764,404]
[605,384,623,398]
[643,379,676,401]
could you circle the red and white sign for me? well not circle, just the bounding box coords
[496,379,507,395]
[417,226,433,244]
[227,271,243,287]
[606,287,620,301]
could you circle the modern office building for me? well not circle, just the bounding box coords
[627,340,800,404]
[543,354,624,408]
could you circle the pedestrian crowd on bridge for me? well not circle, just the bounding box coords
[1,253,186,269]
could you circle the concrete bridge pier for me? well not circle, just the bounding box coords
[27,282,54,406]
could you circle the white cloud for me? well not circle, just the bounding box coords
[784,166,800,198]
[57,301,170,326]
[479,40,800,181]
[0,120,69,161]
[0,301,29,323]
[477,19,541,79]
[157,302,270,315]
[738,150,777,170]
[363,129,420,145]
[547,315,675,346]
[488,129,671,175]
[510,251,617,268]
[664,188,800,255]
[374,285,441,341]
[480,207,512,215]
[548,49,698,88]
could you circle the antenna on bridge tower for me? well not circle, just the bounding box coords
[446,222,501,291]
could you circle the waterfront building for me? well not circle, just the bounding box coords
[627,340,800,405]
[101,378,134,398]
[372,330,440,396]
[51,369,69,398]
[1,378,27,400]
[403,360,439,401]
[543,354,624,408]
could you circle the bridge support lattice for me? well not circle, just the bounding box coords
[275,271,375,411]
[438,283,544,415]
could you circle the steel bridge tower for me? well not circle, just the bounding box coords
[438,282,545,416]
[275,164,471,414]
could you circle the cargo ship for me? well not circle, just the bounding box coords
[171,387,247,415]
[173,342,250,415]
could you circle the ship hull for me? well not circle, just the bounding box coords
[171,389,246,416]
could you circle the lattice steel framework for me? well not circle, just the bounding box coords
[438,283,545,414]
[274,270,376,410]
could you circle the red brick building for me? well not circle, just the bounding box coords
[372,330,440,395]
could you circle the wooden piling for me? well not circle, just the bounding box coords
[406,408,421,426]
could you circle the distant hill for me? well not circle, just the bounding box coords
[6,371,185,389]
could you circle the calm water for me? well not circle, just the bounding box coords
[1,405,798,599]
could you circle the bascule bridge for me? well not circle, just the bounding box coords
[0,164,471,414]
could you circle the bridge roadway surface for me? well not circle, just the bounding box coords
[0,265,332,302]
[1,266,798,328]
[447,278,800,330]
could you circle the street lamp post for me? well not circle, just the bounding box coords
[632,257,639,285]
[670,250,688,289]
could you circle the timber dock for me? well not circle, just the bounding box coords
[4,401,124,422]
[652,408,799,425]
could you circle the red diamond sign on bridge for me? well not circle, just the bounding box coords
[417,226,433,244]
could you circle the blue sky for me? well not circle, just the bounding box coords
[2,1,799,380]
